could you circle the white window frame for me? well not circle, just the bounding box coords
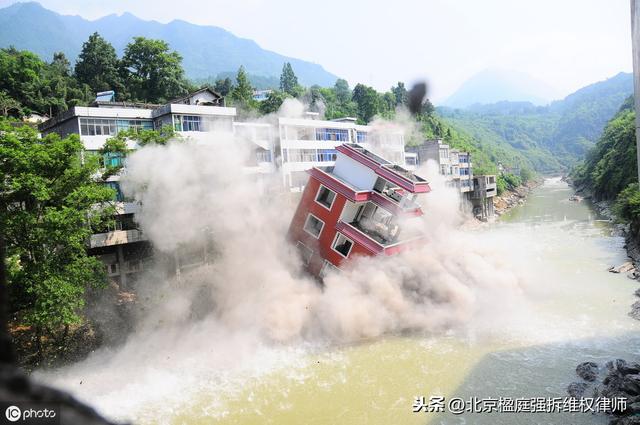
[296,241,313,265]
[331,232,354,258]
[314,184,337,211]
[319,260,340,278]
[303,213,324,239]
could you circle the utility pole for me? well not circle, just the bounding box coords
[631,0,640,184]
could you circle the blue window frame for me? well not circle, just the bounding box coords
[104,181,124,202]
[356,131,368,143]
[315,128,349,142]
[318,149,337,162]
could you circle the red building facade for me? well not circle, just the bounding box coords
[288,144,431,278]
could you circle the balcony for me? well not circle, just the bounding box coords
[89,229,147,248]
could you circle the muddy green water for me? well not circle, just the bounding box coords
[136,178,639,425]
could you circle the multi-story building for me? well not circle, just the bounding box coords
[38,88,276,286]
[288,143,430,278]
[278,116,406,190]
[470,175,497,220]
[39,88,415,282]
[406,139,473,194]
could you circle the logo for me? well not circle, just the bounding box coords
[5,405,21,422]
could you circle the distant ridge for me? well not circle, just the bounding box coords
[0,1,339,87]
[443,69,562,108]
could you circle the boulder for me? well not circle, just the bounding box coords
[629,301,640,320]
[576,361,599,381]
[609,262,635,274]
[567,382,588,397]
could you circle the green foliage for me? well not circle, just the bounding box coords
[496,173,523,195]
[391,82,408,106]
[570,99,636,201]
[230,66,256,111]
[280,62,301,97]
[75,32,123,96]
[0,90,21,117]
[438,73,633,171]
[0,118,113,335]
[120,37,191,103]
[259,90,290,115]
[196,72,279,91]
[213,77,233,97]
[352,83,380,124]
[613,184,640,225]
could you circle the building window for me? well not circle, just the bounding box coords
[104,181,124,202]
[296,242,313,265]
[319,260,340,278]
[256,149,272,163]
[315,128,349,142]
[332,233,353,258]
[303,213,324,239]
[80,118,116,136]
[103,152,124,168]
[285,149,318,163]
[356,131,368,143]
[318,149,337,162]
[173,115,202,131]
[315,185,336,210]
[116,119,153,133]
[405,156,417,166]
[460,168,470,176]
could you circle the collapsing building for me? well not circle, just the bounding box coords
[288,143,430,278]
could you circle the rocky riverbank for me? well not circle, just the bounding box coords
[568,359,640,425]
[493,180,541,217]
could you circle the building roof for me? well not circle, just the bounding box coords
[169,87,223,105]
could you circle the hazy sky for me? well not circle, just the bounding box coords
[0,0,633,101]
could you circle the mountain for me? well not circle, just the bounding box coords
[442,69,562,108]
[0,2,339,87]
[438,72,634,172]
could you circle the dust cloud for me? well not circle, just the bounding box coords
[36,102,535,420]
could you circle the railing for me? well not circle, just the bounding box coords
[335,221,383,254]
[89,229,146,248]
[370,191,422,216]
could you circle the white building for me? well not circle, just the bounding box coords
[278,116,406,190]
[406,139,473,194]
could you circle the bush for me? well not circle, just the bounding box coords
[614,183,640,225]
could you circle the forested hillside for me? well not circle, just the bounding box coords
[438,72,633,172]
[0,2,338,86]
[570,96,636,201]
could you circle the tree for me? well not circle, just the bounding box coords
[334,79,351,103]
[391,82,408,106]
[0,119,115,357]
[213,77,233,97]
[352,83,380,124]
[120,37,189,103]
[0,47,46,113]
[259,90,289,115]
[75,33,123,96]
[0,91,21,117]
[280,62,300,96]
[230,66,255,110]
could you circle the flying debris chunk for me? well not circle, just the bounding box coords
[408,82,428,115]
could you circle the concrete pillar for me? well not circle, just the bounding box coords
[631,0,640,183]
[117,245,127,289]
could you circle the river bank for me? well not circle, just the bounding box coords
[493,179,541,217]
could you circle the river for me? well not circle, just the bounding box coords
[43,178,640,424]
